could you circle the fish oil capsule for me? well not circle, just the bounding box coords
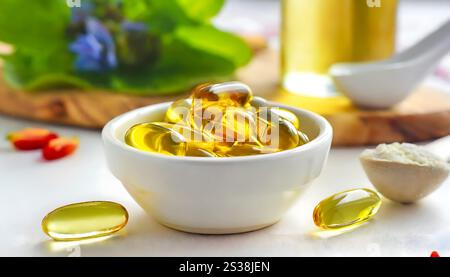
[298,131,310,146]
[165,98,192,124]
[42,201,128,241]
[190,103,222,132]
[257,107,301,130]
[124,85,311,157]
[125,122,187,156]
[215,142,275,157]
[190,82,253,133]
[313,189,382,230]
[186,147,218,157]
[258,118,300,151]
[165,123,216,155]
[125,122,213,156]
[250,96,269,108]
[272,109,300,130]
[191,81,253,107]
[218,107,259,143]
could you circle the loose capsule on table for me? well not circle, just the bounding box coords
[313,189,382,230]
[42,201,128,241]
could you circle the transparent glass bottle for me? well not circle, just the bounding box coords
[281,0,398,98]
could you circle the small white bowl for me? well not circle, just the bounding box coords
[102,102,332,234]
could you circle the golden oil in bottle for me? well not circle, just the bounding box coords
[281,0,397,98]
[353,0,398,61]
[42,201,128,241]
[313,188,381,230]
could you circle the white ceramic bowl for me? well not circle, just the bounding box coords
[102,102,332,234]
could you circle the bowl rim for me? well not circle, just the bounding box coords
[102,101,333,163]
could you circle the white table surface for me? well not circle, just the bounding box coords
[1,112,449,257]
[1,0,450,257]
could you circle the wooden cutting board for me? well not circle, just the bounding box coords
[1,48,449,146]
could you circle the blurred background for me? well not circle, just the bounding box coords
[0,0,449,145]
[1,0,450,258]
[216,0,450,88]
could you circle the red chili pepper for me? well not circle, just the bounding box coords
[7,128,58,150]
[42,137,78,161]
[430,251,440,257]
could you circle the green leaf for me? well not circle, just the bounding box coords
[123,0,191,33]
[176,0,225,22]
[122,0,150,22]
[4,35,237,95]
[108,36,236,95]
[1,0,252,96]
[2,44,78,89]
[0,0,70,51]
[124,0,224,32]
[174,25,252,67]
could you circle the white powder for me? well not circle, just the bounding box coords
[361,143,447,169]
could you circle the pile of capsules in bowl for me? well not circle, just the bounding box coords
[125,81,310,157]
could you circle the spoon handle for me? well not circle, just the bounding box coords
[394,19,450,62]
[425,135,450,162]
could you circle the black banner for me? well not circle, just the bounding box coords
[0,257,449,275]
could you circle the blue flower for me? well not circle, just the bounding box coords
[70,18,118,72]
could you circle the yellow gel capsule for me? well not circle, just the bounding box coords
[298,131,310,146]
[313,189,382,230]
[191,81,253,107]
[258,118,300,151]
[166,123,215,155]
[220,107,259,143]
[124,87,311,157]
[125,122,187,156]
[257,107,301,130]
[250,96,268,108]
[273,109,300,130]
[270,119,300,150]
[165,98,192,124]
[42,201,128,241]
[215,142,276,157]
[186,147,218,157]
[125,122,213,157]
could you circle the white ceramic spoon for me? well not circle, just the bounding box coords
[330,19,450,109]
